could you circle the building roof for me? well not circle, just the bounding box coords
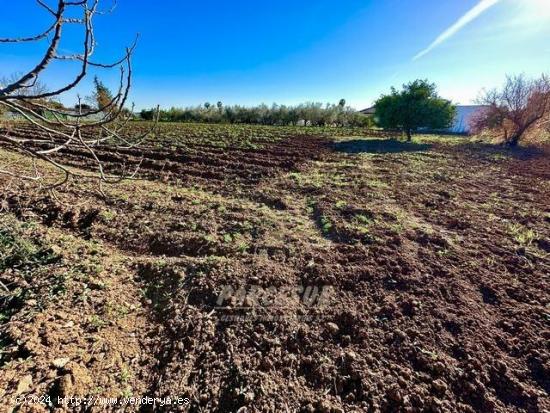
[358,106,376,115]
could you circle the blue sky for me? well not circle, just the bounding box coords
[1,0,549,110]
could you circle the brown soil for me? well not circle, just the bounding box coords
[0,125,549,412]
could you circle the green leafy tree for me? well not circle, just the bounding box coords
[374,79,455,140]
[140,108,156,121]
[75,103,92,112]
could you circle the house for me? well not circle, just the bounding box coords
[358,106,376,116]
[446,105,488,134]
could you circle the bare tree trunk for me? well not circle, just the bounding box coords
[506,119,537,147]
[507,134,521,147]
[405,128,412,141]
[506,127,525,147]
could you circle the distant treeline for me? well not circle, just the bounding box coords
[139,101,374,127]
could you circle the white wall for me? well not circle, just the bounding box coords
[447,105,487,134]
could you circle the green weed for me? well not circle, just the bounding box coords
[508,223,537,246]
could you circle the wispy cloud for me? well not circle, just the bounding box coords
[413,0,502,61]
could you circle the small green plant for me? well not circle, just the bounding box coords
[508,223,537,247]
[121,387,133,398]
[320,216,333,234]
[120,366,132,383]
[388,222,404,234]
[305,197,316,214]
[0,216,57,272]
[98,210,117,222]
[89,314,106,329]
[491,153,510,161]
[335,200,347,209]
[237,241,249,253]
[355,214,372,225]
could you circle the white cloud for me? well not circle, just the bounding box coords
[413,0,502,60]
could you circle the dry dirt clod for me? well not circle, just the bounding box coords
[394,329,407,341]
[341,334,351,345]
[57,362,93,397]
[387,384,404,404]
[302,403,315,413]
[494,360,508,373]
[243,391,255,403]
[326,322,340,335]
[16,375,33,395]
[432,379,448,395]
[52,357,70,369]
[317,400,332,413]
[345,349,358,361]
[58,374,73,397]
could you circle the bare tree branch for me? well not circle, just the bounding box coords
[0,0,158,187]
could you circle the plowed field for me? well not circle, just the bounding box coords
[0,123,549,412]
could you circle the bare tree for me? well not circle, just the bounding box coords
[473,74,550,146]
[0,74,49,97]
[0,0,158,186]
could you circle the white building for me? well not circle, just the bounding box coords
[446,105,488,134]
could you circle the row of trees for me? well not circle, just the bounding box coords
[140,101,374,127]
